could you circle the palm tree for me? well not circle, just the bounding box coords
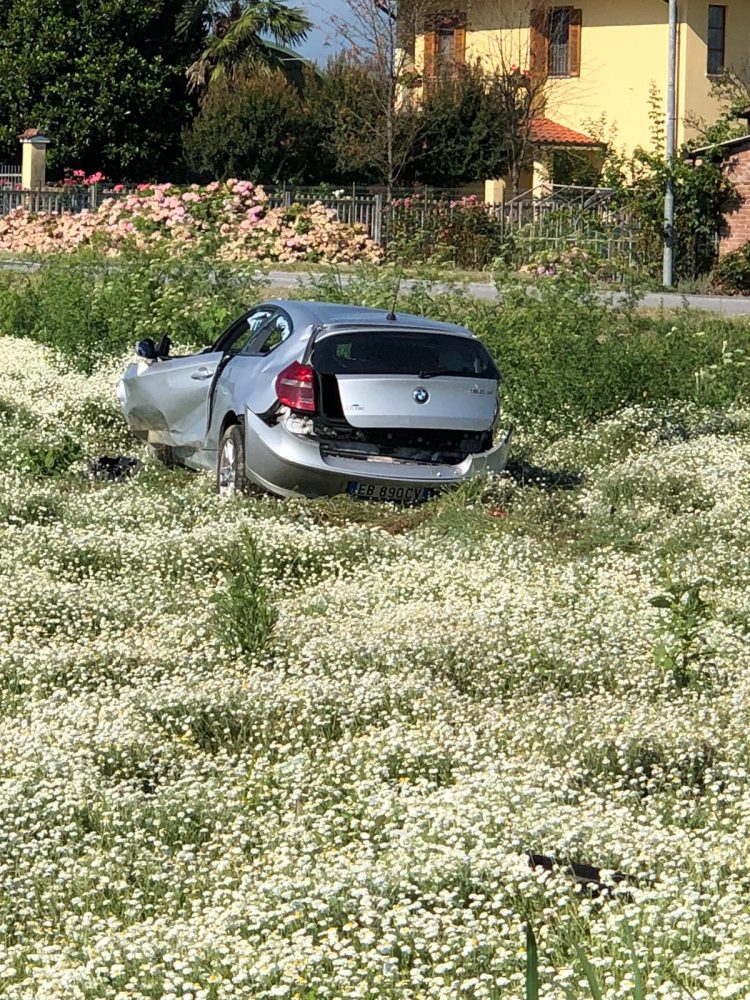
[178,0,313,96]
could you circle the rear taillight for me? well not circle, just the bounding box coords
[275,361,316,413]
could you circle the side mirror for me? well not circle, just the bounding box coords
[136,338,158,360]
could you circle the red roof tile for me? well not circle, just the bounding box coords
[18,127,49,141]
[528,117,602,147]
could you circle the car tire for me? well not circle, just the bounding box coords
[217,423,248,497]
[147,442,175,467]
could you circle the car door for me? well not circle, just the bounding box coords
[122,348,225,449]
[120,310,275,450]
[207,309,294,448]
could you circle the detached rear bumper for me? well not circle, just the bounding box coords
[244,409,513,499]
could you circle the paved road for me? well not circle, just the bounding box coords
[4,258,750,315]
[261,269,750,315]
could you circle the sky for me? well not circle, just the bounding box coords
[298,0,350,64]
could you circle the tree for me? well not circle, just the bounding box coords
[684,63,750,147]
[0,0,193,180]
[178,0,312,98]
[182,71,318,182]
[417,64,552,191]
[417,69,485,185]
[305,54,403,186]
[471,66,546,195]
[330,0,427,195]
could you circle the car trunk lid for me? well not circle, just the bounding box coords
[311,327,500,435]
[334,373,497,430]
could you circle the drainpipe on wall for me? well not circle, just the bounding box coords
[663,0,678,287]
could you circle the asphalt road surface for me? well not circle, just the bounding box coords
[261,270,750,315]
[3,259,750,315]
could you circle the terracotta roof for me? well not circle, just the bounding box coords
[18,127,49,141]
[528,117,602,147]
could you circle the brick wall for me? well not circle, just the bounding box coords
[720,147,750,255]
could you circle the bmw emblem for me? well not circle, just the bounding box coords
[413,386,429,404]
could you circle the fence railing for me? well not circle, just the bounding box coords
[0,181,710,276]
[265,190,385,244]
[0,164,21,188]
[0,186,100,215]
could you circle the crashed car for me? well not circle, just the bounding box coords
[116,300,512,501]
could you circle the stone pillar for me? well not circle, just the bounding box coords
[484,178,506,205]
[19,129,51,190]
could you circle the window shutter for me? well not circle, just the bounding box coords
[530,7,549,77]
[568,8,582,76]
[453,24,466,65]
[423,29,437,83]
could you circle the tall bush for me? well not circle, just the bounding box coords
[0,246,262,366]
[598,95,735,282]
[182,73,317,183]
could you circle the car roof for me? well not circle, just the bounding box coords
[264,299,473,337]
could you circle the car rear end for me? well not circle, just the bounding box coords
[243,324,512,500]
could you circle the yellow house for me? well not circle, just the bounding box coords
[415,0,750,171]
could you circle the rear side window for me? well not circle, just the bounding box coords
[312,331,499,379]
[240,313,292,355]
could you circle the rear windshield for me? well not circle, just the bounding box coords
[312,331,499,379]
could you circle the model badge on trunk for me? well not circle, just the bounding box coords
[413,387,429,404]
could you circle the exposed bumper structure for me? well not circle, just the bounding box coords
[244,409,513,499]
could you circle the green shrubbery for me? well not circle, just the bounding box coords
[0,247,262,367]
[1,250,749,424]
[387,196,508,270]
[711,243,750,294]
[307,266,750,424]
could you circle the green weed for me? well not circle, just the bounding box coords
[212,529,277,656]
[650,575,717,689]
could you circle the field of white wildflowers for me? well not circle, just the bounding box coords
[2,332,750,1000]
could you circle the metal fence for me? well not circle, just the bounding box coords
[0,186,98,215]
[0,180,702,276]
[0,164,21,188]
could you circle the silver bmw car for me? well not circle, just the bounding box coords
[116,300,512,501]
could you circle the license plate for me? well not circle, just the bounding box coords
[346,481,436,502]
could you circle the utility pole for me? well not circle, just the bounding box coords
[663,0,678,287]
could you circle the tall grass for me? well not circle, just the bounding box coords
[306,266,750,425]
[526,923,650,1000]
[212,530,277,656]
[0,246,263,369]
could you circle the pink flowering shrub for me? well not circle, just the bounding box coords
[59,168,107,187]
[0,179,382,264]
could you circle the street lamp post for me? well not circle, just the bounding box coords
[663,0,678,287]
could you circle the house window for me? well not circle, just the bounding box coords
[531,7,581,78]
[549,8,571,76]
[422,12,466,90]
[707,5,726,75]
[436,25,456,79]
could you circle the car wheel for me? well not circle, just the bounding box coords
[217,423,248,497]
[147,442,175,467]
